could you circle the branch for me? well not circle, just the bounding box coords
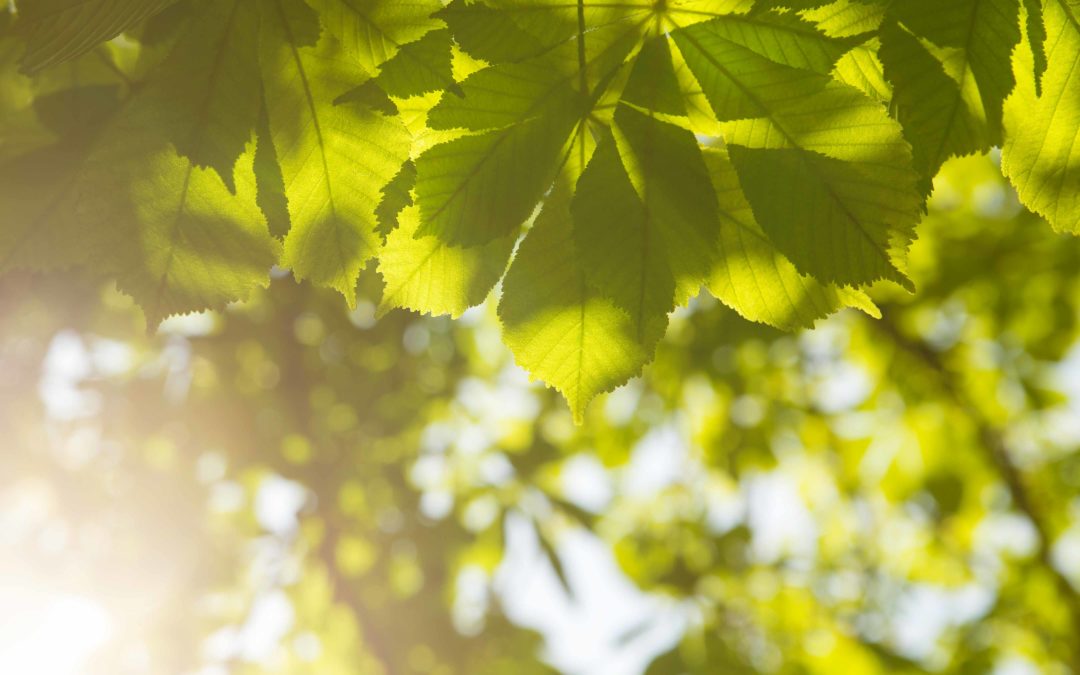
[268,305,398,675]
[869,313,1080,666]
[313,513,398,675]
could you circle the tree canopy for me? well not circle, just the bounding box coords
[2,0,1076,420]
[3,1,1080,673]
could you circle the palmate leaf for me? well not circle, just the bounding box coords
[501,35,718,416]
[7,0,1080,422]
[412,6,650,247]
[15,0,180,73]
[1002,0,1080,234]
[259,0,411,305]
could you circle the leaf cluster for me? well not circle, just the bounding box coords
[0,0,1073,419]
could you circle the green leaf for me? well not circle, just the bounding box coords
[727,142,911,288]
[377,205,517,318]
[439,0,649,67]
[436,0,563,64]
[253,96,291,239]
[573,105,719,339]
[8,0,1074,426]
[663,0,756,26]
[414,49,585,245]
[753,0,835,10]
[1023,0,1048,95]
[136,0,262,191]
[77,132,279,327]
[703,146,880,329]
[56,31,278,325]
[801,0,887,37]
[0,76,125,271]
[832,41,891,102]
[720,85,920,288]
[16,0,180,73]
[675,10,866,75]
[676,19,920,287]
[436,0,656,91]
[1001,0,1080,234]
[334,27,461,114]
[371,28,460,99]
[0,68,127,273]
[414,107,579,246]
[879,21,989,195]
[376,159,416,238]
[620,36,687,117]
[426,58,572,131]
[412,0,656,248]
[887,0,1020,139]
[671,20,831,122]
[500,176,660,423]
[259,0,412,305]
[572,127,674,344]
[334,79,399,116]
[0,143,94,273]
[304,0,443,75]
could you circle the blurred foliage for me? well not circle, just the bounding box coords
[2,154,1080,674]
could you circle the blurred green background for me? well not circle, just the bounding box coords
[2,153,1079,674]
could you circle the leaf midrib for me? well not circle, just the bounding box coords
[271,0,338,225]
